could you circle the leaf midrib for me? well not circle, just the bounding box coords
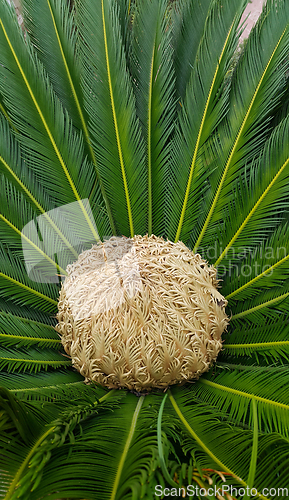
[215,156,289,266]
[0,333,60,344]
[0,212,67,276]
[0,153,78,260]
[0,311,55,329]
[194,27,287,250]
[0,357,70,365]
[3,391,114,500]
[109,396,144,500]
[0,16,99,242]
[45,0,116,235]
[168,390,269,500]
[232,290,289,319]
[175,18,236,244]
[0,270,57,306]
[46,0,94,163]
[101,0,134,238]
[225,340,289,349]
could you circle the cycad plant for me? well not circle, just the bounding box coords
[1,0,289,498]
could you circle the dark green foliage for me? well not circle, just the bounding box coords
[0,0,289,499]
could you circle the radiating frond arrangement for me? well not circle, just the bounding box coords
[0,0,289,499]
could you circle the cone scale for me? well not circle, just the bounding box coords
[57,235,229,391]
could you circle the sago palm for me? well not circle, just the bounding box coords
[0,0,289,499]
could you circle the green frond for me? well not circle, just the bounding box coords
[230,281,289,323]
[0,115,54,218]
[167,386,269,500]
[214,116,289,267]
[0,0,110,240]
[0,346,70,373]
[76,0,147,237]
[0,312,60,349]
[0,298,56,327]
[0,370,98,402]
[245,398,258,499]
[0,119,100,274]
[0,204,66,281]
[0,90,16,130]
[0,170,113,286]
[157,394,179,488]
[0,245,58,313]
[194,0,289,250]
[194,368,289,438]
[115,0,133,64]
[0,391,160,500]
[0,390,72,500]
[22,0,85,134]
[131,0,175,235]
[0,1,289,497]
[21,0,117,234]
[221,321,289,363]
[215,359,289,373]
[166,0,245,244]
[0,387,49,445]
[223,223,289,300]
[167,385,289,497]
[171,0,212,100]
[0,176,42,246]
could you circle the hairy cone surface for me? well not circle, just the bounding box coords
[56,235,229,391]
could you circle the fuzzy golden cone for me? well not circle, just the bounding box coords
[56,235,229,391]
